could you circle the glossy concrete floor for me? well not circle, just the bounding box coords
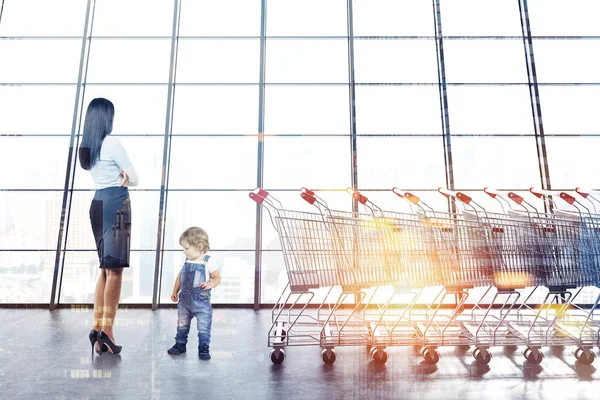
[0,308,598,400]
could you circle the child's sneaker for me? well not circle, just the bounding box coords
[198,345,211,360]
[167,343,186,355]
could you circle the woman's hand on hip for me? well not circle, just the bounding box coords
[120,171,130,187]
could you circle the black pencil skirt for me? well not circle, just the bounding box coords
[89,186,131,269]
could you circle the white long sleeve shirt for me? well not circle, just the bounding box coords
[89,135,140,189]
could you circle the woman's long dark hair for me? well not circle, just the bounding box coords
[79,98,115,170]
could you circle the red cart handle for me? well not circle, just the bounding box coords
[347,187,368,205]
[558,192,577,205]
[483,187,500,198]
[300,187,316,205]
[393,187,422,205]
[403,191,421,205]
[249,187,269,204]
[575,187,590,198]
[507,192,524,205]
[438,187,472,205]
[529,187,553,198]
[391,187,405,199]
[301,187,314,196]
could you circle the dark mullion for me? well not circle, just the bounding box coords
[347,0,358,214]
[432,0,455,213]
[152,0,182,310]
[253,0,268,311]
[49,0,95,311]
[519,0,552,212]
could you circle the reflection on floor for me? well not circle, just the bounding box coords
[0,308,597,399]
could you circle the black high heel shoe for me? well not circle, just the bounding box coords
[88,330,108,359]
[97,331,122,355]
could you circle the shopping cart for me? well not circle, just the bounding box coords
[249,188,345,364]
[300,188,438,364]
[525,188,600,364]
[438,187,599,364]
[389,188,525,364]
[317,188,487,364]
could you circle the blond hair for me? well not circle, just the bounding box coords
[180,227,210,254]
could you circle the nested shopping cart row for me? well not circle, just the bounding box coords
[249,186,600,367]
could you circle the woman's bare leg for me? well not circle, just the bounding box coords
[101,267,124,342]
[93,268,107,332]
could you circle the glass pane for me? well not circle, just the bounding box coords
[538,86,600,135]
[264,85,349,135]
[352,0,434,36]
[164,192,256,250]
[0,85,77,134]
[528,0,600,36]
[261,252,370,305]
[355,86,442,135]
[176,39,259,83]
[171,85,259,134]
[265,40,348,83]
[546,137,600,189]
[447,86,534,135]
[0,137,69,189]
[533,40,600,83]
[168,137,257,189]
[266,0,347,36]
[65,191,160,250]
[0,191,64,250]
[263,136,351,189]
[0,0,86,36]
[61,251,155,303]
[261,191,353,250]
[261,251,288,303]
[354,40,438,83]
[74,136,164,190]
[179,0,261,36]
[357,137,446,189]
[440,0,522,36]
[86,40,172,83]
[0,251,54,303]
[0,40,82,83]
[451,137,540,189]
[91,0,175,36]
[81,85,168,134]
[160,251,255,304]
[444,40,528,83]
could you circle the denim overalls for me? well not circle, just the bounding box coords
[175,255,213,348]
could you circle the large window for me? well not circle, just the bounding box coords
[0,0,596,306]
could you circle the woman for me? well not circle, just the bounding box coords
[79,98,139,357]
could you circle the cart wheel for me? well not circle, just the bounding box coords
[372,349,388,365]
[270,349,285,365]
[574,347,595,365]
[473,348,492,365]
[422,348,440,365]
[322,349,337,365]
[523,347,544,365]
